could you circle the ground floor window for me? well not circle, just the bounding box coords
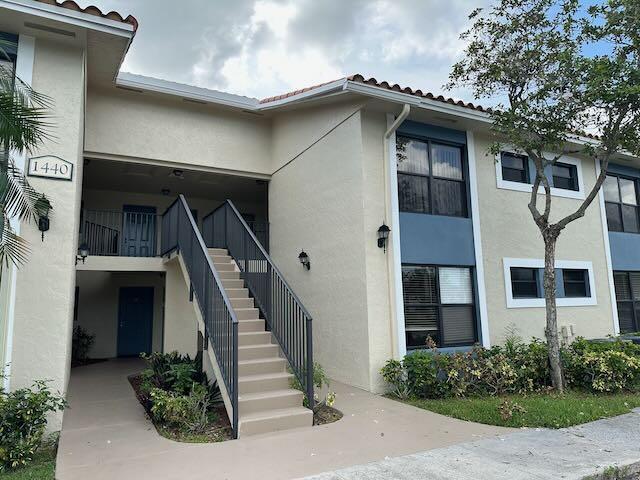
[613,271,640,333]
[401,264,477,349]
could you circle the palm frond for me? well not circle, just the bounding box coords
[0,159,52,222]
[0,62,53,153]
[0,215,30,276]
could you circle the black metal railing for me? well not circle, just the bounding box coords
[161,195,239,437]
[80,209,159,257]
[202,201,314,407]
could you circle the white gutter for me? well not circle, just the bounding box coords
[384,104,410,359]
[116,73,259,110]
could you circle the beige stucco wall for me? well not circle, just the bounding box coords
[473,132,615,344]
[269,100,377,391]
[10,38,85,431]
[85,86,272,176]
[360,110,395,392]
[75,271,164,358]
[163,259,198,356]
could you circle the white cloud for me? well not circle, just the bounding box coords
[76,0,490,100]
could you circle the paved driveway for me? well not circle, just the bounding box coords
[56,359,508,480]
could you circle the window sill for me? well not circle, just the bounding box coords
[507,297,597,309]
[497,178,585,200]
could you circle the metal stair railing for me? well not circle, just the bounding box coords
[202,201,314,408]
[161,195,239,438]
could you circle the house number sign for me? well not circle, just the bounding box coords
[27,155,73,181]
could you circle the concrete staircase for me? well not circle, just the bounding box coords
[209,248,313,437]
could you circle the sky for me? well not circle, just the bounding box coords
[75,0,491,101]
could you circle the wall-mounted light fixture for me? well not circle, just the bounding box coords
[298,250,310,270]
[161,188,171,196]
[377,224,391,252]
[37,195,51,241]
[76,242,89,265]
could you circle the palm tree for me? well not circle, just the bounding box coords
[0,40,52,280]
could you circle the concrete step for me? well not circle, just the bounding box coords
[208,248,228,256]
[238,357,286,376]
[222,279,244,289]
[218,270,240,280]
[225,288,249,299]
[214,262,235,272]
[238,331,272,346]
[239,372,294,394]
[238,406,313,437]
[238,389,304,416]
[211,254,232,264]
[238,343,279,361]
[231,297,254,309]
[238,319,265,333]
[235,308,259,320]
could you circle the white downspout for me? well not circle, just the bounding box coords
[383,104,410,359]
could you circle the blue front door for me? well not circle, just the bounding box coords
[117,287,154,357]
[122,205,156,257]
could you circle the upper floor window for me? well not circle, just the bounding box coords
[0,32,18,75]
[397,136,467,218]
[604,174,640,233]
[501,152,529,184]
[496,150,584,199]
[552,163,579,191]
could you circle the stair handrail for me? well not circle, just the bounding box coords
[161,195,239,438]
[202,200,314,408]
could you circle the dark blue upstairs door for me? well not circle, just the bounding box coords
[117,287,154,357]
[122,205,157,257]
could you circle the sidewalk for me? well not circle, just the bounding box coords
[57,359,509,480]
[304,408,640,479]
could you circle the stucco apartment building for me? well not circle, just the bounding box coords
[1,0,638,437]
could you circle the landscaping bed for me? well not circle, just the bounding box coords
[128,372,231,443]
[381,335,640,429]
[313,403,343,425]
[129,352,232,443]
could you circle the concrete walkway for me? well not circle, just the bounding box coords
[56,359,508,480]
[305,409,640,480]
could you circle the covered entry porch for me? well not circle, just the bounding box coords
[74,158,269,362]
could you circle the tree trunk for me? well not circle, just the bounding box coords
[543,232,564,392]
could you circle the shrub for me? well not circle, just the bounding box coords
[150,383,214,433]
[290,362,335,408]
[0,380,66,471]
[71,326,95,364]
[380,359,410,400]
[564,340,640,393]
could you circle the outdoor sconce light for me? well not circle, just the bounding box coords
[37,195,51,241]
[377,224,391,252]
[298,250,310,270]
[76,242,89,265]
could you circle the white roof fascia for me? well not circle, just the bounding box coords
[1,0,135,37]
[116,72,260,110]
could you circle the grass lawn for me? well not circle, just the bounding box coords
[1,449,56,479]
[400,391,640,429]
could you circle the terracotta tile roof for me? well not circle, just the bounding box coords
[34,0,138,31]
[259,79,341,104]
[258,73,494,113]
[346,74,493,113]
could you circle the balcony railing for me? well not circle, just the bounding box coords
[79,210,160,257]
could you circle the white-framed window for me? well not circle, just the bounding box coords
[495,148,586,200]
[503,258,597,308]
